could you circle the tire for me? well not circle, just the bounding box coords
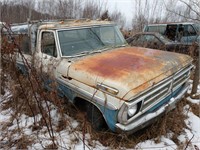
[86,103,106,131]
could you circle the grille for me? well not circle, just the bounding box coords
[142,83,171,110]
[141,65,192,112]
[126,64,193,124]
[173,67,190,91]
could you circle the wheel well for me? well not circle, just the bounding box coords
[74,97,89,112]
[73,97,107,130]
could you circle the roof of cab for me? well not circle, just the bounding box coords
[10,19,113,30]
[146,22,196,26]
[38,19,113,30]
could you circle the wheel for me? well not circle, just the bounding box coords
[86,103,106,131]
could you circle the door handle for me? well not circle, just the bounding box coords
[61,75,72,80]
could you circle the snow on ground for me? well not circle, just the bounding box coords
[134,105,200,150]
[0,90,108,149]
[135,137,177,150]
[135,81,200,150]
[181,105,200,147]
[0,82,200,149]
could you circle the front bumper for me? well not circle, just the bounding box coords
[115,82,189,134]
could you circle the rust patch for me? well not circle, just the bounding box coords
[68,47,192,99]
[72,47,162,79]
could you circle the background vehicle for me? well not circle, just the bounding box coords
[143,22,200,45]
[126,32,189,53]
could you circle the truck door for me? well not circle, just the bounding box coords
[38,30,60,77]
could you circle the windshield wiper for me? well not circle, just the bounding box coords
[76,50,102,55]
[112,44,126,48]
[89,49,103,54]
[73,49,104,57]
[89,27,105,46]
[75,51,90,55]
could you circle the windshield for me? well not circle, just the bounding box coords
[57,25,126,56]
[156,33,172,43]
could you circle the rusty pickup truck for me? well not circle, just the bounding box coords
[3,19,193,134]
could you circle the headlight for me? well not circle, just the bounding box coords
[118,103,138,124]
[128,105,137,117]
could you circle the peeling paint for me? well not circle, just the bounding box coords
[68,47,192,100]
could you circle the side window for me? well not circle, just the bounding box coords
[135,35,148,46]
[148,26,166,35]
[19,34,31,54]
[143,35,161,43]
[130,35,140,45]
[3,34,31,54]
[165,25,177,41]
[144,35,162,49]
[145,35,155,42]
[41,32,57,57]
[137,35,146,45]
[183,25,196,36]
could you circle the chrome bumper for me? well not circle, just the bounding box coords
[116,83,189,134]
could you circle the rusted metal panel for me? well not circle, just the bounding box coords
[38,20,112,30]
[68,47,192,100]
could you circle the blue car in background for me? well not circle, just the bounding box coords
[126,32,190,53]
[143,22,200,45]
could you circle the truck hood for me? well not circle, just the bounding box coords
[67,47,192,100]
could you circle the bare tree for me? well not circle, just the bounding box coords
[82,0,107,19]
[132,0,164,32]
[165,0,200,22]
[191,46,200,96]
[73,0,83,19]
[0,0,53,23]
[55,0,78,19]
[178,0,200,21]
[109,9,126,29]
[37,0,56,19]
[19,0,36,20]
[82,0,99,19]
[162,0,183,22]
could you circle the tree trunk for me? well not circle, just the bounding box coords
[191,46,200,96]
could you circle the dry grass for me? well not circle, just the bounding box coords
[45,143,58,149]
[185,99,200,117]
[15,135,34,149]
[76,99,188,149]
